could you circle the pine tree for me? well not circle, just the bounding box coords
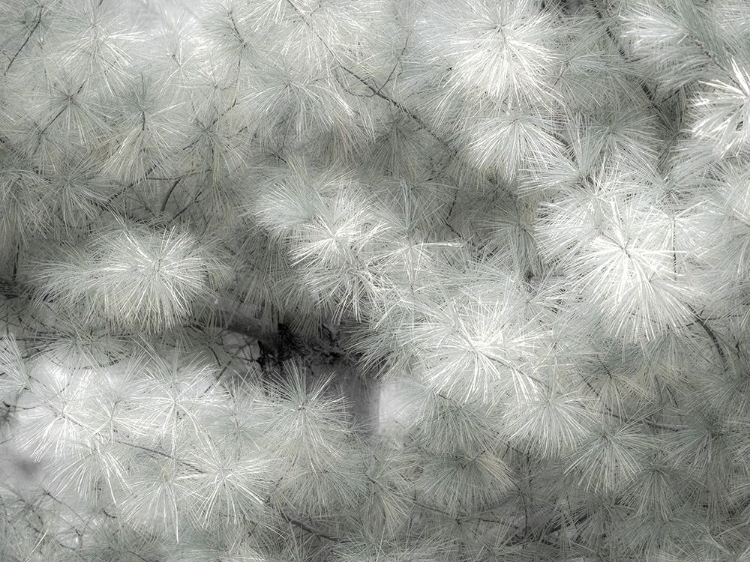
[1,0,750,560]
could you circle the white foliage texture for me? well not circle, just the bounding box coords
[1,0,750,560]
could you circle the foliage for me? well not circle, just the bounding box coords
[1,0,750,560]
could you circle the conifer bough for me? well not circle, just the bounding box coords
[1,0,749,560]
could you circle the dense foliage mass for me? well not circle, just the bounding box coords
[2,0,750,560]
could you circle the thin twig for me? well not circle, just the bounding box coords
[5,6,43,76]
[688,306,730,373]
[284,0,454,153]
[278,509,346,543]
[590,0,658,107]
[159,177,182,214]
